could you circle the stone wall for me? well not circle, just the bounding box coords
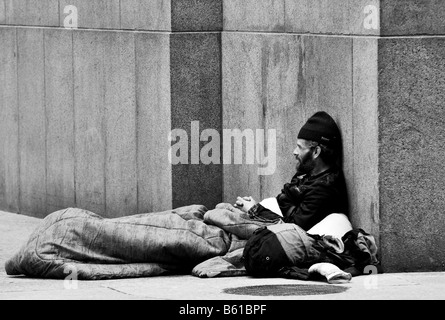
[0,0,224,218]
[1,0,444,272]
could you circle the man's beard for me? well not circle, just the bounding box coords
[296,151,316,175]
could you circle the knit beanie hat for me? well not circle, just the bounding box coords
[298,111,341,147]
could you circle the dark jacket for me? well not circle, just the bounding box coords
[250,166,349,231]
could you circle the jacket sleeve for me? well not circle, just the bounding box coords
[247,203,283,222]
[282,183,337,231]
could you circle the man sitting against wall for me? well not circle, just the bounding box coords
[234,111,349,231]
[195,111,361,281]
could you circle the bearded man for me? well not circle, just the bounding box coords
[236,111,349,231]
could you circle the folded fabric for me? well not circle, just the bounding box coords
[277,266,310,281]
[192,248,247,278]
[308,263,352,284]
[307,213,352,240]
[321,235,345,254]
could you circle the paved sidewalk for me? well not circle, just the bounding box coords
[1,210,444,301]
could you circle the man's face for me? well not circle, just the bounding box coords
[293,139,316,175]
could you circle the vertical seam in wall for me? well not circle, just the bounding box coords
[219,32,224,203]
[259,40,268,200]
[119,0,122,29]
[375,37,381,245]
[134,33,139,213]
[15,27,21,214]
[72,30,76,207]
[43,29,48,215]
[5,0,8,24]
[170,0,174,32]
[102,35,107,216]
[350,37,355,216]
[58,0,61,27]
[169,34,174,208]
[168,33,173,209]
[283,0,287,32]
[220,0,224,31]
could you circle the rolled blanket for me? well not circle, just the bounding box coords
[5,206,231,280]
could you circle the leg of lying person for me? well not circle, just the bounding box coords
[203,203,283,240]
[172,204,209,221]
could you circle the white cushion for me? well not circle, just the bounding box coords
[308,213,353,239]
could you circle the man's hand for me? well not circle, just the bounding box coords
[234,196,257,213]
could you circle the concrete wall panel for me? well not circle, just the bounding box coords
[4,0,59,26]
[284,0,380,35]
[17,28,46,217]
[44,29,76,213]
[0,27,19,213]
[136,33,172,213]
[170,33,222,209]
[381,0,445,36]
[378,37,445,271]
[171,0,222,31]
[103,32,138,218]
[0,1,5,23]
[300,35,354,122]
[352,37,380,242]
[223,0,285,32]
[59,0,120,30]
[259,34,301,200]
[121,0,171,31]
[222,33,263,203]
[73,31,106,215]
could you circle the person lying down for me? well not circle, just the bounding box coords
[4,112,379,283]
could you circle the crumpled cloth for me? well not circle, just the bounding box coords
[5,203,378,281]
[5,203,280,280]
